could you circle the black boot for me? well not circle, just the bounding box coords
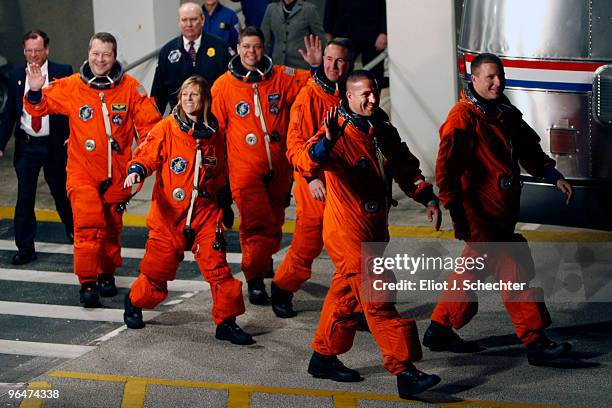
[215,321,255,345]
[397,364,441,398]
[98,273,118,297]
[79,282,100,308]
[271,282,297,318]
[123,291,145,329]
[422,321,481,353]
[307,352,363,382]
[11,251,37,265]
[527,335,571,366]
[247,277,270,305]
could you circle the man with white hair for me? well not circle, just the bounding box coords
[152,2,230,114]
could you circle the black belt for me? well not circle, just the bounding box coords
[17,134,49,143]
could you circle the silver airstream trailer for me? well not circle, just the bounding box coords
[457,0,612,230]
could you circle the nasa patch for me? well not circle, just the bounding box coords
[235,101,250,117]
[79,105,93,122]
[112,113,123,126]
[267,93,281,103]
[284,67,295,76]
[269,103,279,115]
[168,49,182,63]
[170,157,188,175]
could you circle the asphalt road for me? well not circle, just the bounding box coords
[0,219,610,408]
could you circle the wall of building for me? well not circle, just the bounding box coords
[0,0,94,70]
[92,0,179,94]
[387,0,458,177]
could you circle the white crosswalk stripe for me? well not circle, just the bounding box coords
[0,239,243,264]
[0,268,210,292]
[0,224,288,382]
[0,301,160,322]
[0,340,95,359]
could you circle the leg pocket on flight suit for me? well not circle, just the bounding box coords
[238,185,272,232]
[328,298,359,354]
[367,303,423,362]
[140,237,182,282]
[70,186,105,230]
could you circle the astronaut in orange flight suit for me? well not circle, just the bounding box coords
[24,33,161,308]
[423,53,574,366]
[270,38,355,318]
[296,70,443,399]
[122,75,253,345]
[211,28,321,305]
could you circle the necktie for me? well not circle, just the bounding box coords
[31,115,42,133]
[188,41,197,65]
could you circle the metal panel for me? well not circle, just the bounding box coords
[591,0,612,59]
[460,0,590,59]
[505,89,592,179]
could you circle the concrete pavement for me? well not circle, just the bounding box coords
[0,138,611,407]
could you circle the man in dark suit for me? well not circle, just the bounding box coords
[0,29,73,265]
[151,2,230,114]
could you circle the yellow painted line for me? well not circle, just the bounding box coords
[227,389,251,407]
[19,381,51,408]
[46,370,586,408]
[121,213,148,228]
[333,394,359,408]
[0,208,62,223]
[121,379,147,408]
[1,207,610,242]
[514,230,612,243]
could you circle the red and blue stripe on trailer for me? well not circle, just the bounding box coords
[459,52,607,93]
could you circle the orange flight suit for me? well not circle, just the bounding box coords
[296,103,437,375]
[126,115,245,324]
[273,73,341,292]
[24,66,161,284]
[211,57,310,281]
[431,88,558,345]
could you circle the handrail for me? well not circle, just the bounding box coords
[380,95,390,108]
[124,48,160,72]
[363,49,387,70]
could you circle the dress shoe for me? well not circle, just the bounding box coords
[79,282,101,308]
[215,321,255,345]
[527,335,571,366]
[423,321,481,353]
[97,273,118,297]
[247,277,270,305]
[124,291,145,329]
[11,251,37,265]
[397,364,441,398]
[307,352,363,382]
[271,281,297,318]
